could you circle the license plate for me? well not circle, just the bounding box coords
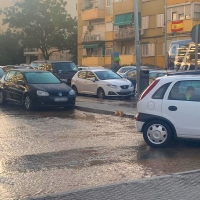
[54,97,68,102]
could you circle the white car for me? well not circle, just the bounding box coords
[71,69,134,98]
[135,75,200,148]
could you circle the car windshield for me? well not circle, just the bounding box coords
[52,62,78,73]
[25,72,61,84]
[0,68,5,77]
[118,67,134,73]
[95,71,121,80]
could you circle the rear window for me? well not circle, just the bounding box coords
[152,82,172,99]
[52,62,78,73]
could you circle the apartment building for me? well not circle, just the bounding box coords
[78,0,200,68]
[167,0,200,42]
[0,0,78,63]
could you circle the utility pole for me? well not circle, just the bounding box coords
[134,0,141,100]
[164,0,168,69]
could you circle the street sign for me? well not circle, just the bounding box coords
[191,24,200,44]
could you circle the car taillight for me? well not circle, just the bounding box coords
[139,79,160,100]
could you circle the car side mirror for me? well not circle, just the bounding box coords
[17,80,24,85]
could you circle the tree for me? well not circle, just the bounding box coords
[0,30,25,65]
[2,0,77,60]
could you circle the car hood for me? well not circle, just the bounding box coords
[29,83,72,92]
[101,79,131,86]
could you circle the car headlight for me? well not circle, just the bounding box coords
[37,90,49,96]
[69,90,75,96]
[107,84,117,89]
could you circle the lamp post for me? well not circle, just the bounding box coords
[134,0,141,100]
[164,0,168,69]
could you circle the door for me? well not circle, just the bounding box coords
[162,80,200,137]
[3,70,16,100]
[75,71,87,93]
[11,72,26,103]
[84,71,98,94]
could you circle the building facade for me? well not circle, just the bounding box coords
[78,0,200,68]
[0,0,78,64]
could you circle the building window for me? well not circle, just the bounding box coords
[172,12,177,21]
[106,0,113,6]
[178,13,184,20]
[141,43,155,57]
[156,14,165,27]
[142,16,149,30]
[105,48,112,56]
[194,12,200,19]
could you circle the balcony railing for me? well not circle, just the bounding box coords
[82,33,105,42]
[114,27,135,40]
[24,48,39,55]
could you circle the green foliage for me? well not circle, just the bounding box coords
[0,31,25,65]
[3,0,77,60]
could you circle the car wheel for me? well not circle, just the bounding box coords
[72,85,78,95]
[24,95,35,111]
[143,120,172,148]
[97,88,105,99]
[0,90,7,105]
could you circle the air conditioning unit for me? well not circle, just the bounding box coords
[87,25,93,31]
[162,27,165,33]
[140,29,145,35]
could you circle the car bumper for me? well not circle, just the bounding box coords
[135,120,144,132]
[34,95,76,107]
[106,87,134,97]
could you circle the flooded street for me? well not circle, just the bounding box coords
[0,106,200,199]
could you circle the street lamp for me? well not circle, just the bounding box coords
[164,0,168,69]
[133,0,141,100]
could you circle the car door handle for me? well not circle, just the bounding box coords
[168,106,177,111]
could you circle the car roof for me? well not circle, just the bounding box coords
[158,75,200,82]
[8,69,48,73]
[81,69,110,72]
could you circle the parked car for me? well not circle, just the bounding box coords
[78,66,104,71]
[149,70,174,84]
[37,61,78,86]
[0,69,76,110]
[30,60,46,69]
[135,75,200,148]
[0,68,5,78]
[71,69,134,98]
[117,66,149,76]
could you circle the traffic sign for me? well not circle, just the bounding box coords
[191,24,200,44]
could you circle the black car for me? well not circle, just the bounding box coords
[36,61,78,86]
[0,69,76,110]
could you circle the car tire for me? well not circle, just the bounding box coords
[24,94,35,111]
[97,88,105,99]
[0,90,7,105]
[143,120,172,148]
[72,85,78,95]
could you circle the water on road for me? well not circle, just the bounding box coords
[0,105,200,199]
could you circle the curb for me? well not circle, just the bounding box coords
[29,169,200,200]
[74,105,135,118]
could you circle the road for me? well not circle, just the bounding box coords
[0,105,200,199]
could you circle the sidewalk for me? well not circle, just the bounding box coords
[30,169,200,200]
[75,96,137,118]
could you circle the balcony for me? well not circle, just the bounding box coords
[82,33,105,42]
[24,48,39,55]
[113,0,133,15]
[82,8,105,21]
[82,57,105,66]
[114,27,135,40]
[120,55,136,65]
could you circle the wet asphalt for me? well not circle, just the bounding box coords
[0,104,200,199]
